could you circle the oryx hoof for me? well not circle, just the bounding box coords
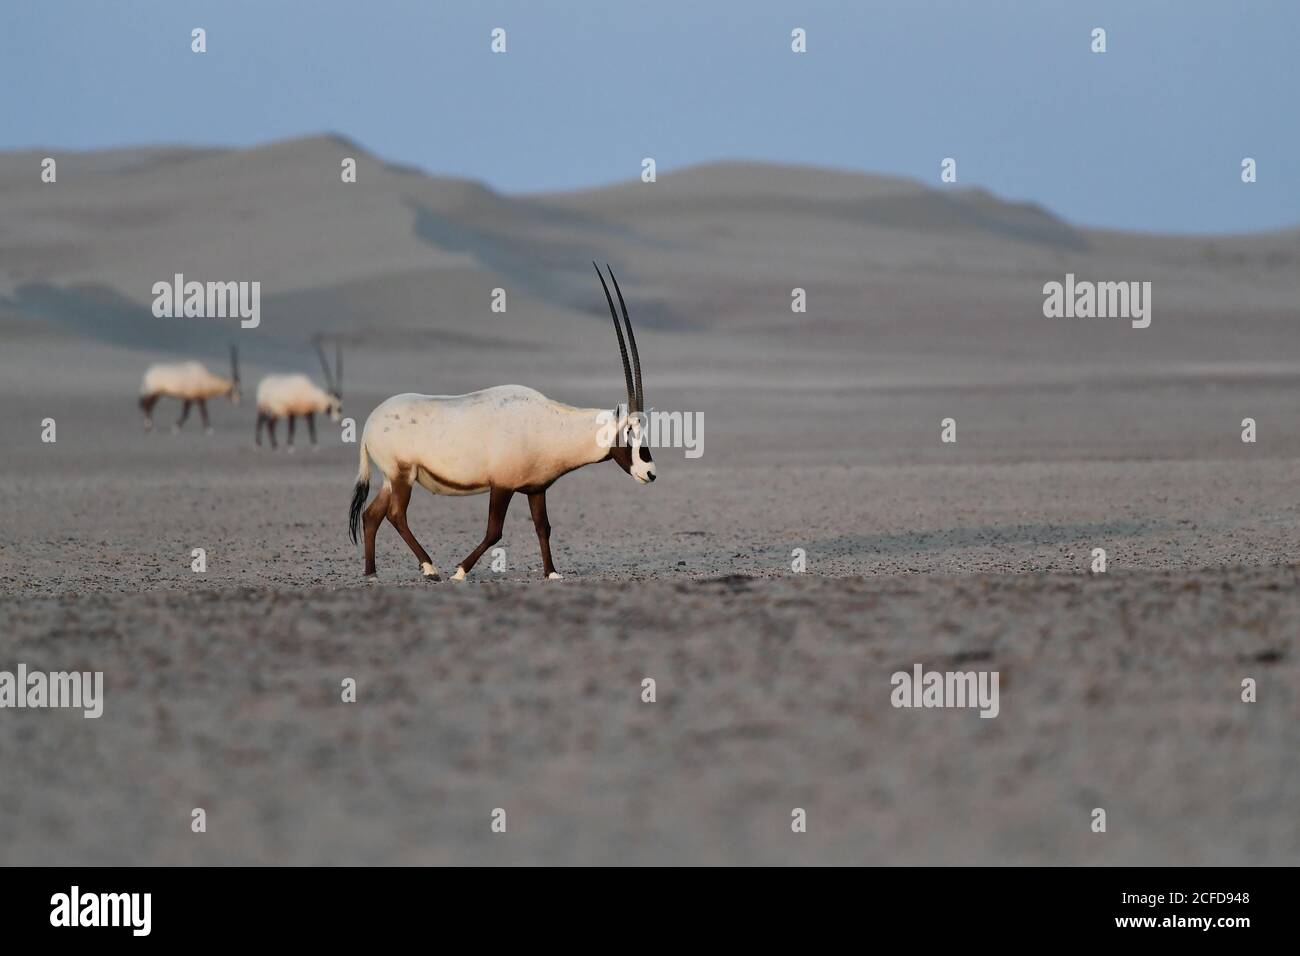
[421,562,442,581]
[546,572,563,581]
[452,567,467,582]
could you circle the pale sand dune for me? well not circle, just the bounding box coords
[0,137,1297,864]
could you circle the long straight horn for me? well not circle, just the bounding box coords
[606,265,642,412]
[314,337,335,393]
[334,341,342,397]
[593,261,635,414]
[229,344,240,384]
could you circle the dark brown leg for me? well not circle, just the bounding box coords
[387,478,438,578]
[455,487,513,580]
[266,416,278,449]
[528,491,558,578]
[255,412,264,446]
[286,414,296,450]
[198,399,211,432]
[362,483,391,576]
[139,394,159,431]
[174,400,191,431]
[306,413,317,446]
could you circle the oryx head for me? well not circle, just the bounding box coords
[314,337,344,422]
[228,344,242,404]
[595,263,656,484]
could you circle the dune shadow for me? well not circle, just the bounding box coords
[407,200,690,331]
[5,281,229,355]
[3,281,356,366]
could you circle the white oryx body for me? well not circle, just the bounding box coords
[255,340,343,450]
[141,361,234,401]
[360,386,621,497]
[256,374,339,419]
[138,349,240,432]
[349,263,655,582]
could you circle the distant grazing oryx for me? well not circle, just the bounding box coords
[139,347,241,432]
[256,340,343,450]
[348,263,656,581]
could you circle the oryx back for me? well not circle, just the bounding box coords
[257,373,331,417]
[141,361,226,400]
[363,385,594,496]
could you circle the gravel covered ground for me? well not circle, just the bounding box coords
[1,570,1295,865]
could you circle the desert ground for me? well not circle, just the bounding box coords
[0,138,1297,864]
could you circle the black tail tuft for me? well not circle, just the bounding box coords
[348,480,369,545]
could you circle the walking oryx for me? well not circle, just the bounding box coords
[348,263,656,581]
[138,347,240,432]
[255,339,343,451]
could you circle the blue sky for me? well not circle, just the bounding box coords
[2,0,1296,234]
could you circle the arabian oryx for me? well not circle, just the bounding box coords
[348,263,655,581]
[255,340,343,450]
[138,346,240,432]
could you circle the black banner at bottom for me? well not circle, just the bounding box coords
[0,867,1284,941]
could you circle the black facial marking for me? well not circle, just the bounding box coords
[638,445,653,463]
